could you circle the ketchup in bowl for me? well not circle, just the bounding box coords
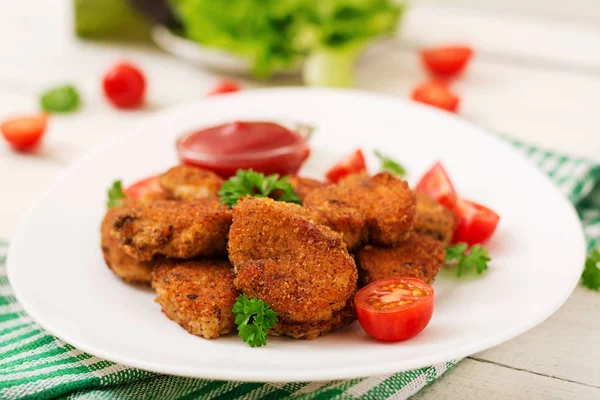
[176,121,311,178]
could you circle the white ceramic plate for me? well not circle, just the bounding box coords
[8,89,586,382]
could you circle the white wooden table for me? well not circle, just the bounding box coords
[2,1,599,398]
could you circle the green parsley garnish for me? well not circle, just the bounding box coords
[107,180,126,207]
[446,243,491,277]
[374,150,406,177]
[232,294,278,347]
[582,249,600,291]
[218,169,301,207]
[40,85,80,113]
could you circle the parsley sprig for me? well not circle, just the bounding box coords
[107,180,126,207]
[232,294,278,347]
[582,249,600,291]
[218,169,301,207]
[446,243,491,277]
[374,150,406,177]
[40,85,80,113]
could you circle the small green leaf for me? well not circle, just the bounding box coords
[232,294,278,347]
[446,243,467,262]
[107,180,126,207]
[374,150,406,177]
[582,249,600,291]
[445,243,490,278]
[40,85,81,113]
[218,169,301,207]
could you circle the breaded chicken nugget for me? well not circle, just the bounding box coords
[269,298,356,340]
[356,233,445,285]
[287,176,328,202]
[159,166,224,200]
[415,193,456,245]
[305,199,367,251]
[305,172,415,248]
[152,259,238,339]
[229,197,357,324]
[101,208,153,284]
[112,198,232,261]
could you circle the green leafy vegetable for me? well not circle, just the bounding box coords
[169,0,306,78]
[232,294,278,347]
[445,243,467,262]
[169,0,402,86]
[301,0,402,87]
[374,150,406,177]
[40,85,81,113]
[446,243,490,277]
[582,249,600,291]
[107,180,127,207]
[218,169,301,207]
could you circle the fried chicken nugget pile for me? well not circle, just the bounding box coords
[111,199,232,261]
[152,259,238,339]
[101,163,453,343]
[304,172,416,250]
[356,233,445,285]
[228,197,358,338]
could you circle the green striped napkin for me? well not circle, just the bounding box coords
[1,142,599,400]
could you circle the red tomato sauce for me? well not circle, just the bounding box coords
[176,121,311,178]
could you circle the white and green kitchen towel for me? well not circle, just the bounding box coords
[1,141,599,400]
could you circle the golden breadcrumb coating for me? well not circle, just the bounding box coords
[287,176,328,202]
[112,198,232,261]
[305,199,367,251]
[152,259,238,339]
[269,297,356,340]
[305,172,416,248]
[159,165,224,200]
[356,233,445,285]
[228,197,357,324]
[415,193,456,245]
[101,208,154,284]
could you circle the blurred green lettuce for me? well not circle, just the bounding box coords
[170,0,403,87]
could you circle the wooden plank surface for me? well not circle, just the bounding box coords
[413,358,600,400]
[473,286,600,388]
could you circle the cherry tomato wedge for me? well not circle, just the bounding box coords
[325,149,367,183]
[416,162,459,214]
[102,62,146,109]
[207,80,242,96]
[124,175,165,201]
[1,114,48,152]
[452,199,500,245]
[411,81,459,113]
[421,45,474,78]
[355,278,434,342]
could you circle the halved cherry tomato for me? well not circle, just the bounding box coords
[325,149,367,183]
[411,81,459,113]
[1,114,48,152]
[103,62,146,109]
[124,175,165,200]
[355,278,434,342]
[421,46,474,78]
[207,80,241,96]
[416,162,459,214]
[452,199,500,245]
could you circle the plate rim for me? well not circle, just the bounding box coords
[6,88,587,382]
